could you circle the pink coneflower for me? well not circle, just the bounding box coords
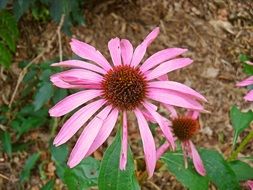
[157,109,206,176]
[237,61,253,101]
[49,27,206,177]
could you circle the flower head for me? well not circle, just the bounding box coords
[157,108,206,176]
[246,180,253,190]
[49,27,206,177]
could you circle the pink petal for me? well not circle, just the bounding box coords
[148,81,207,101]
[131,27,160,67]
[134,108,156,177]
[246,180,253,190]
[108,38,122,66]
[68,105,112,168]
[146,58,193,81]
[156,142,170,160]
[49,90,102,117]
[189,140,206,176]
[186,110,200,120]
[142,110,156,123]
[51,60,106,75]
[140,48,188,73]
[51,69,103,85]
[246,61,253,66]
[148,88,204,111]
[163,104,178,118]
[70,39,112,71]
[157,74,168,81]
[120,111,128,170]
[50,75,87,89]
[53,99,106,146]
[120,39,133,65]
[236,76,253,87]
[244,90,253,101]
[85,108,119,157]
[143,101,175,150]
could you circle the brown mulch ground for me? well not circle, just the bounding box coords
[1,0,253,189]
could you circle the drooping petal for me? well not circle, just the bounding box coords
[68,105,112,168]
[120,39,133,65]
[140,48,188,73]
[134,108,156,177]
[236,76,253,87]
[120,111,128,170]
[51,60,107,75]
[85,109,119,157]
[142,110,156,123]
[53,99,106,146]
[148,81,207,101]
[70,39,112,71]
[148,88,204,111]
[131,27,160,67]
[143,101,175,150]
[189,140,206,176]
[244,90,253,101]
[49,90,102,117]
[163,104,178,118]
[246,180,253,190]
[156,142,170,160]
[108,38,122,66]
[186,110,200,120]
[146,58,193,81]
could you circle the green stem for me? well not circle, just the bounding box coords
[50,118,58,138]
[228,130,253,161]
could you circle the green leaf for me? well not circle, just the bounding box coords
[98,130,140,190]
[64,157,100,190]
[20,153,40,183]
[41,180,55,190]
[229,160,253,181]
[230,106,253,146]
[33,82,53,111]
[0,43,12,67]
[13,0,32,20]
[0,0,8,9]
[0,10,19,67]
[52,89,68,104]
[162,152,209,190]
[200,149,240,190]
[1,131,12,156]
[50,144,100,189]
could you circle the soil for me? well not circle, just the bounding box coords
[1,0,253,189]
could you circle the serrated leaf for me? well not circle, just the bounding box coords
[98,130,140,190]
[20,153,40,183]
[200,149,240,190]
[230,106,253,146]
[33,82,53,111]
[229,160,253,181]
[162,152,209,190]
[41,180,55,190]
[1,131,12,156]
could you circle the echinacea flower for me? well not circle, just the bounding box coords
[157,108,206,176]
[237,61,253,101]
[49,27,206,177]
